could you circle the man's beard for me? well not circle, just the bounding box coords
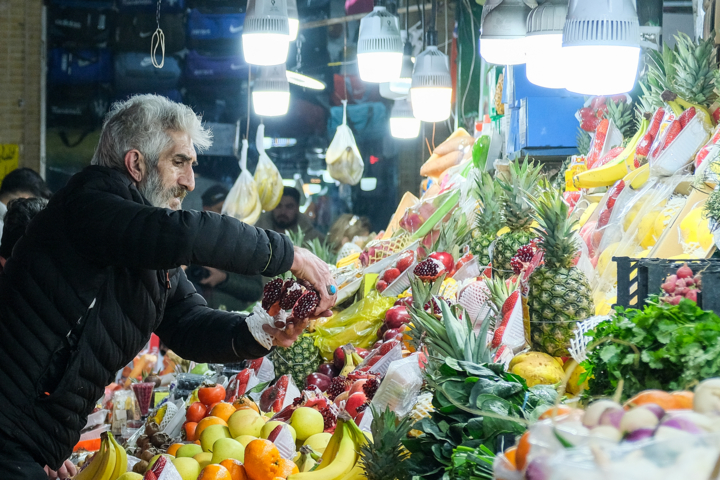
[274,214,295,229]
[139,167,187,210]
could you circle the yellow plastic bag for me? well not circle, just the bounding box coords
[254,124,283,211]
[222,135,262,225]
[312,291,397,361]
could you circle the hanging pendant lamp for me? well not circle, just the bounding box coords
[243,0,290,66]
[286,0,299,41]
[253,64,290,116]
[480,0,532,65]
[357,0,404,83]
[525,0,568,89]
[410,29,452,123]
[390,99,421,138]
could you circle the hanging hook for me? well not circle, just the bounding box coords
[151,0,165,68]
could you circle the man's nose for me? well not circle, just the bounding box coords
[179,164,195,192]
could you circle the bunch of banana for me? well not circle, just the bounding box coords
[255,159,284,212]
[76,432,127,480]
[573,116,649,189]
[336,252,360,269]
[662,90,715,128]
[288,417,370,480]
[339,347,366,377]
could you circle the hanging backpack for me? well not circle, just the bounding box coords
[117,0,186,13]
[48,48,113,85]
[49,6,115,48]
[328,102,387,142]
[187,9,245,54]
[184,50,247,83]
[47,84,111,128]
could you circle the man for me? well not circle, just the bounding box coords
[187,184,263,311]
[0,168,52,236]
[256,187,324,242]
[0,94,336,479]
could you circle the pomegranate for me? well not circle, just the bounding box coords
[333,346,346,371]
[429,252,455,274]
[383,328,405,342]
[305,373,332,392]
[345,392,367,418]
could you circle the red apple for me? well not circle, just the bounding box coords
[376,280,388,292]
[317,363,338,378]
[379,339,400,355]
[349,379,367,395]
[382,268,401,284]
[345,392,367,418]
[384,306,411,329]
[383,328,404,342]
[305,372,332,392]
[396,252,415,273]
[333,346,347,371]
[429,252,455,274]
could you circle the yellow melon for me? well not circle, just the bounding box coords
[637,210,662,249]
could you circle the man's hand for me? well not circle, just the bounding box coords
[199,267,228,288]
[263,317,311,347]
[44,460,77,479]
[289,246,337,315]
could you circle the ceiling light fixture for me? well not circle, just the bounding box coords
[286,0,299,41]
[285,70,326,90]
[390,99,421,138]
[479,0,532,65]
[525,0,568,89]
[242,0,290,66]
[389,0,414,95]
[357,0,404,83]
[410,30,452,122]
[253,64,290,116]
[562,0,640,95]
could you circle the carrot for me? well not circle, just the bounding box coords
[420,151,464,178]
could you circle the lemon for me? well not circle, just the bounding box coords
[637,210,662,249]
[597,242,621,279]
[680,207,704,245]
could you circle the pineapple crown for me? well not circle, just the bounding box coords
[360,406,413,480]
[673,33,716,106]
[605,98,636,142]
[576,128,591,156]
[638,44,677,113]
[433,208,471,254]
[484,275,521,318]
[498,157,543,232]
[528,184,580,270]
[474,171,505,236]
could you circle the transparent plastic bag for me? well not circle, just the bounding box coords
[370,354,424,417]
[222,136,262,225]
[326,100,364,185]
[694,125,720,183]
[650,110,711,176]
[312,291,397,361]
[254,124,284,211]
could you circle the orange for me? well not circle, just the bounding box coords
[515,431,531,471]
[244,439,282,480]
[220,459,249,480]
[671,391,694,409]
[198,464,232,480]
[196,416,228,438]
[166,443,183,457]
[210,402,238,423]
[276,458,299,478]
[183,422,198,442]
[503,446,517,470]
[233,397,260,413]
[194,440,202,445]
[538,405,573,420]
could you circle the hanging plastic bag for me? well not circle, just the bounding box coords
[222,123,262,225]
[326,100,364,185]
[254,123,284,211]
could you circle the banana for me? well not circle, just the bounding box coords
[666,99,684,117]
[288,423,358,480]
[95,433,117,480]
[337,253,360,268]
[108,432,127,480]
[338,464,367,480]
[339,348,357,377]
[674,96,715,127]
[573,118,648,189]
[75,435,108,480]
[314,418,344,471]
[626,163,651,190]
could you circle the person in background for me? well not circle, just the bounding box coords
[185,184,263,311]
[0,168,52,237]
[327,214,373,254]
[0,197,49,273]
[256,187,325,242]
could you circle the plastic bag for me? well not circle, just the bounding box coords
[586,118,623,169]
[650,109,712,176]
[326,100,364,185]
[222,133,262,225]
[254,124,284,211]
[694,125,720,184]
[312,291,397,361]
[370,354,424,417]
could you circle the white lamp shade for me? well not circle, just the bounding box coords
[410,45,452,122]
[357,5,403,83]
[253,64,290,116]
[526,34,566,88]
[390,99,420,138]
[480,38,527,65]
[388,48,414,94]
[479,0,532,65]
[563,45,640,94]
[242,0,290,65]
[360,178,377,191]
[411,87,452,123]
[288,18,299,41]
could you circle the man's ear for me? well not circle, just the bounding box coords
[124,150,145,183]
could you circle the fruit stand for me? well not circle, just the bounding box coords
[71,32,720,480]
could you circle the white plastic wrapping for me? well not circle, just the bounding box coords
[254,124,284,211]
[222,137,262,225]
[326,100,364,185]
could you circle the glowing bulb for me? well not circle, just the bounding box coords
[563,45,640,95]
[411,87,452,123]
[525,34,566,88]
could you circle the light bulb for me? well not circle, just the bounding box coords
[357,3,403,83]
[410,39,452,123]
[411,88,452,123]
[253,64,290,116]
[287,0,299,41]
[480,38,527,65]
[479,0,531,65]
[525,0,568,88]
[357,52,403,83]
[388,42,414,94]
[390,99,420,138]
[242,0,290,66]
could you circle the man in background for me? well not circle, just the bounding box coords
[186,184,263,311]
[0,168,52,236]
[256,187,324,242]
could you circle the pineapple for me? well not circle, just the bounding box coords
[528,186,593,357]
[673,33,716,106]
[359,406,413,480]
[269,335,321,387]
[494,158,543,275]
[605,98,636,142]
[638,45,676,112]
[470,171,505,266]
[576,128,591,156]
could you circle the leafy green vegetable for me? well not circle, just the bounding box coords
[583,296,720,399]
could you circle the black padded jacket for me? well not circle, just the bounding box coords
[0,166,293,469]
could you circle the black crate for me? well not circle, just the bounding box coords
[614,257,720,313]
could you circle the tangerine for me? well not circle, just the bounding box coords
[624,390,682,410]
[196,416,228,438]
[233,397,260,413]
[538,405,573,420]
[503,446,518,470]
[166,443,183,456]
[244,439,282,480]
[671,391,694,409]
[220,459,249,480]
[276,458,299,478]
[211,402,238,423]
[198,464,232,480]
[515,431,531,470]
[183,422,198,442]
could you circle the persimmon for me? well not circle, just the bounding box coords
[166,443,183,456]
[244,439,282,480]
[503,446,518,470]
[196,416,228,438]
[233,397,260,413]
[187,402,208,423]
[197,464,232,480]
[538,405,573,420]
[671,391,694,409]
[183,422,198,442]
[624,390,689,410]
[199,383,226,406]
[210,402,238,423]
[515,431,531,470]
[220,459,249,480]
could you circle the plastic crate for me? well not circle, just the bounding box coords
[614,257,720,313]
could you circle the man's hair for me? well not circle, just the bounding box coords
[0,168,51,199]
[202,184,229,207]
[0,197,49,258]
[91,94,213,172]
[282,187,301,205]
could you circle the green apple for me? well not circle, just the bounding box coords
[200,424,231,452]
[175,443,203,458]
[193,451,213,469]
[261,421,296,442]
[234,435,257,447]
[303,432,333,453]
[171,457,201,480]
[147,454,174,471]
[210,437,245,464]
[117,473,143,480]
[290,407,325,441]
[227,409,266,438]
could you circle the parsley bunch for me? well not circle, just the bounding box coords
[582,297,720,399]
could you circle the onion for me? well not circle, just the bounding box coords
[588,425,622,442]
[599,407,625,429]
[620,407,660,433]
[583,400,623,428]
[660,417,703,434]
[525,458,549,480]
[639,403,666,420]
[693,378,720,414]
[625,428,655,442]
